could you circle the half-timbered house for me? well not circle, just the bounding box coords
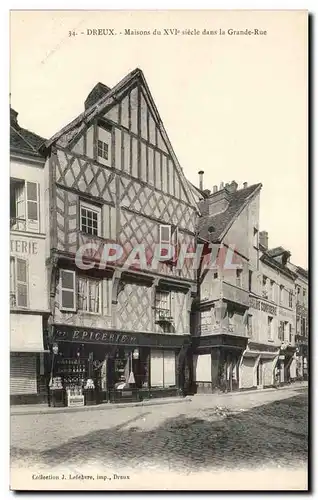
[41,69,199,405]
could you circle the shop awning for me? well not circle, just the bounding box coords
[10,313,47,352]
[244,350,279,359]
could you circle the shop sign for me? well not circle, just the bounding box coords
[53,325,188,348]
[67,394,84,407]
[10,239,38,255]
[249,297,277,316]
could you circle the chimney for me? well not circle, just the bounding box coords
[213,185,218,193]
[10,107,18,125]
[243,182,248,189]
[84,82,111,110]
[226,180,238,194]
[206,186,230,216]
[259,231,269,250]
[220,181,224,190]
[198,170,204,191]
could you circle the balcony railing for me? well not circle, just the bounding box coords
[199,319,248,337]
[10,217,26,231]
[221,281,249,307]
[10,292,16,308]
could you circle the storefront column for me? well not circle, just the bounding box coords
[211,346,221,391]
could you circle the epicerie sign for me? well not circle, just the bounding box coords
[10,239,38,255]
[249,297,277,316]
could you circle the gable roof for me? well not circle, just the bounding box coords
[198,183,262,243]
[42,68,199,211]
[10,108,46,159]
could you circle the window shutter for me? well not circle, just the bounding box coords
[150,350,164,387]
[26,182,39,232]
[16,258,28,307]
[163,351,176,387]
[60,270,76,311]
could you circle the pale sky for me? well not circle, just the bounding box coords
[10,10,308,268]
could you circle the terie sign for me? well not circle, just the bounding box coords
[249,297,277,316]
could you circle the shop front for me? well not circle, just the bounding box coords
[192,333,248,394]
[278,344,297,384]
[10,313,49,404]
[240,342,280,390]
[49,324,190,406]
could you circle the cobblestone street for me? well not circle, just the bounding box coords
[11,385,308,479]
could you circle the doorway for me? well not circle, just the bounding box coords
[257,359,263,386]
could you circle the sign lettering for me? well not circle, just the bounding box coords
[10,239,38,255]
[249,297,277,316]
[53,325,188,348]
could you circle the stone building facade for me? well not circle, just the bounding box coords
[10,108,50,404]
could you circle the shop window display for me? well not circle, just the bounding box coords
[113,348,149,390]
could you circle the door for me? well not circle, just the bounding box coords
[257,359,263,386]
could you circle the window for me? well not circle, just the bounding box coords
[80,201,101,236]
[97,126,112,166]
[155,290,172,322]
[246,314,253,337]
[269,280,275,301]
[213,272,218,279]
[159,224,171,246]
[60,270,76,311]
[289,324,293,343]
[279,285,284,304]
[253,228,259,248]
[113,348,149,389]
[289,291,293,308]
[284,321,289,342]
[150,350,176,388]
[301,318,306,337]
[236,269,243,288]
[10,179,39,232]
[248,270,253,291]
[78,277,101,314]
[262,276,268,298]
[97,140,109,161]
[267,316,273,340]
[200,309,211,334]
[278,321,284,341]
[10,257,28,308]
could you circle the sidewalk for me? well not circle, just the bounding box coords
[10,380,307,416]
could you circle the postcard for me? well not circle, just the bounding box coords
[10,9,308,491]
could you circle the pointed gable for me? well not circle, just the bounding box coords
[45,69,199,211]
[198,183,262,243]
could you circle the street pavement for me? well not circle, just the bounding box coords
[11,384,308,477]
